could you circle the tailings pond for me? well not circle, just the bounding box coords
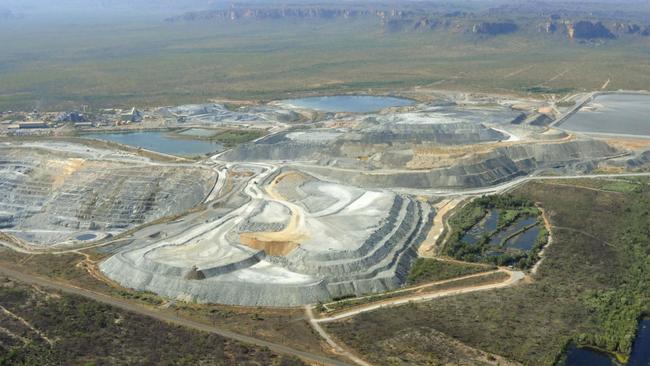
[280,95,414,113]
[84,131,225,157]
[561,318,650,366]
[561,94,650,137]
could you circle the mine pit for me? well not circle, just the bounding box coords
[2,91,644,307]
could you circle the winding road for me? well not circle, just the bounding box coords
[304,268,525,366]
[311,269,525,323]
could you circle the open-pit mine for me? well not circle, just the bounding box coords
[2,91,649,307]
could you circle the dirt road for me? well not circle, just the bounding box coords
[305,306,372,366]
[0,265,351,366]
[305,268,524,366]
[313,269,525,323]
[418,198,464,256]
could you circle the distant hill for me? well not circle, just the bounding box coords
[0,0,215,17]
[0,7,19,20]
[165,3,650,42]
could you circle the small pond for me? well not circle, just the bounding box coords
[280,95,415,113]
[503,225,541,251]
[84,131,225,157]
[484,209,500,233]
[461,209,500,245]
[489,216,537,246]
[76,233,97,241]
[562,345,619,366]
[561,319,650,366]
[629,319,650,366]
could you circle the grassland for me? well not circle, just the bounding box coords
[0,250,330,360]
[325,180,650,365]
[544,177,644,194]
[210,129,267,147]
[407,258,494,285]
[0,277,305,366]
[2,18,650,111]
[320,271,508,314]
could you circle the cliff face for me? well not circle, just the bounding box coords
[165,5,650,42]
[568,21,615,39]
[0,8,16,20]
[166,8,373,22]
[472,22,518,35]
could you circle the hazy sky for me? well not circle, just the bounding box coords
[2,0,649,19]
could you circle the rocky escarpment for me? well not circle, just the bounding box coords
[0,8,18,20]
[611,22,650,36]
[165,3,650,42]
[472,22,518,35]
[568,21,615,39]
[166,7,373,22]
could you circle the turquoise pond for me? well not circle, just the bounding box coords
[84,131,225,157]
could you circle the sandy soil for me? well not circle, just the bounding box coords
[418,198,464,257]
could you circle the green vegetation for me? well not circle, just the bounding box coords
[115,289,164,306]
[211,129,267,147]
[444,194,545,268]
[525,86,574,94]
[576,187,650,354]
[407,258,494,285]
[600,181,641,194]
[2,18,650,111]
[556,101,577,108]
[0,250,327,360]
[322,271,508,314]
[325,181,650,365]
[547,178,643,194]
[448,202,487,234]
[0,114,26,121]
[0,278,305,366]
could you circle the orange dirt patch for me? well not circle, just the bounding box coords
[238,234,299,256]
[238,170,309,256]
[419,198,464,256]
[324,120,360,129]
[48,158,86,189]
[604,138,650,151]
